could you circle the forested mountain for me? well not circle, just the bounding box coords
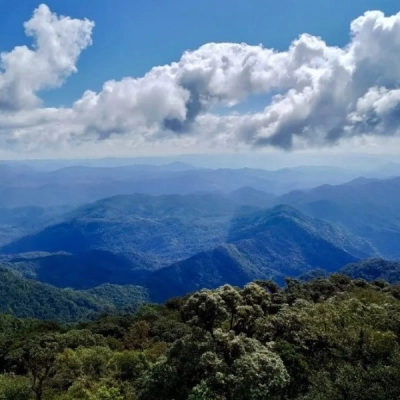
[0,205,71,246]
[340,258,400,283]
[2,174,400,304]
[0,250,152,289]
[1,275,400,399]
[0,268,148,322]
[227,205,374,258]
[0,202,376,301]
[0,193,242,265]
[0,163,359,208]
[277,177,400,258]
[146,206,363,301]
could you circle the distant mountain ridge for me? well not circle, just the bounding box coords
[146,205,361,301]
[0,163,362,207]
[1,175,400,303]
[0,198,373,302]
[275,176,400,258]
[1,193,245,265]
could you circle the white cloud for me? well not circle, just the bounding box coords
[0,4,94,110]
[1,5,400,155]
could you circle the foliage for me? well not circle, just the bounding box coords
[341,258,400,284]
[0,268,148,322]
[0,374,31,400]
[1,194,237,265]
[1,200,375,303]
[146,206,368,302]
[1,275,400,399]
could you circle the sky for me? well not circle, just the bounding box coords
[0,0,400,161]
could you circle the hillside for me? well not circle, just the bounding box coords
[228,186,276,207]
[147,206,362,301]
[0,203,374,300]
[277,177,400,258]
[0,250,153,289]
[0,163,357,208]
[146,244,269,302]
[0,205,71,246]
[0,268,148,322]
[228,205,375,258]
[340,258,400,283]
[2,276,400,400]
[1,193,243,265]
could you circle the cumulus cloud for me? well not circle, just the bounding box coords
[0,4,94,110]
[1,5,400,154]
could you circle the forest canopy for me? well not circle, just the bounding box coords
[1,274,400,399]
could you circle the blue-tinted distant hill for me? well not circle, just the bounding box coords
[0,163,360,207]
[0,193,246,265]
[0,198,375,301]
[146,205,369,301]
[0,250,153,290]
[340,258,400,283]
[277,176,400,258]
[0,205,72,246]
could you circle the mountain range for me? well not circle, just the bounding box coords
[277,176,400,258]
[0,198,374,303]
[146,205,364,302]
[0,162,367,209]
[1,164,400,311]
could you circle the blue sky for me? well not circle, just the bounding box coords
[0,0,398,108]
[0,1,400,159]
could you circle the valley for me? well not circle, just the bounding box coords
[2,3,400,398]
[0,161,399,309]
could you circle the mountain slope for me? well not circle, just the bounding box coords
[0,205,71,247]
[0,250,153,290]
[228,186,276,208]
[147,244,268,302]
[340,258,400,283]
[277,177,400,258]
[1,193,242,265]
[147,206,361,302]
[228,205,375,259]
[2,200,373,301]
[0,268,148,322]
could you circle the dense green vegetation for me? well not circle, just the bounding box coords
[1,194,240,265]
[279,176,400,258]
[341,258,400,283]
[2,203,375,303]
[2,196,373,269]
[0,268,148,322]
[146,206,367,302]
[1,275,400,399]
[0,250,153,289]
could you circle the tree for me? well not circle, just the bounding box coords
[181,290,228,335]
[138,326,288,399]
[216,285,242,330]
[8,335,60,400]
[124,321,151,351]
[0,374,31,400]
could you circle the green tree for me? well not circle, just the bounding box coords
[0,374,32,400]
